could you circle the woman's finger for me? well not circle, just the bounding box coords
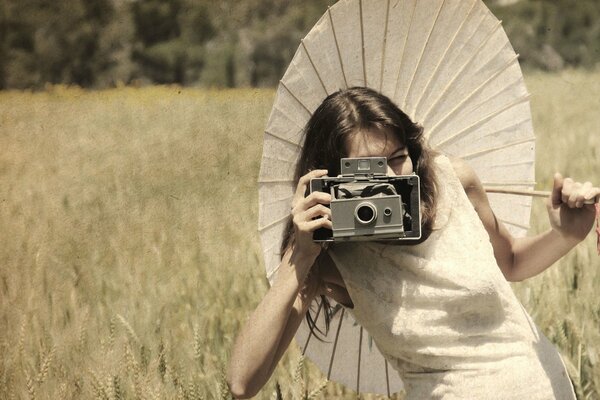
[583,185,600,204]
[300,216,333,232]
[293,191,332,214]
[292,169,328,207]
[561,177,574,205]
[301,204,332,221]
[567,182,582,208]
[551,172,564,207]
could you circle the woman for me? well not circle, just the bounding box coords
[227,87,599,399]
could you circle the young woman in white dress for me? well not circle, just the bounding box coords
[227,87,599,399]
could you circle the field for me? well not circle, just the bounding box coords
[0,70,599,399]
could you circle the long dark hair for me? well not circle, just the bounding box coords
[281,87,438,340]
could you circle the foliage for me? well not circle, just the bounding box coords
[490,0,600,71]
[0,0,118,89]
[2,0,598,89]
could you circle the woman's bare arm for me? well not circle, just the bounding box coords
[227,247,317,398]
[228,169,333,398]
[451,157,599,282]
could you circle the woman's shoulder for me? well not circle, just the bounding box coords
[443,155,488,209]
[440,155,482,194]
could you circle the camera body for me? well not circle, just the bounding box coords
[309,157,421,242]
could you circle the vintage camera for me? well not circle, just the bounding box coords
[309,157,421,242]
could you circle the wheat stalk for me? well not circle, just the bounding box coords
[35,345,55,385]
[117,314,141,347]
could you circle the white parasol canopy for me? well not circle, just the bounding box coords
[258,0,535,395]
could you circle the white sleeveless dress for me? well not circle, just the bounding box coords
[328,155,576,400]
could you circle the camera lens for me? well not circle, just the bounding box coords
[355,202,377,225]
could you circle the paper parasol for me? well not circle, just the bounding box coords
[258,0,534,394]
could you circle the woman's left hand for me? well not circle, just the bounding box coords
[547,173,600,243]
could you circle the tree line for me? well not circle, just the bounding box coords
[1,0,598,90]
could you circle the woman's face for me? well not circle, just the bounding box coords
[344,128,414,176]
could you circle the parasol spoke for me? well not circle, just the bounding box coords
[403,0,446,113]
[257,178,294,184]
[428,54,520,141]
[435,93,531,149]
[302,299,324,355]
[264,130,302,148]
[357,325,363,392]
[392,0,418,101]
[385,358,391,397]
[413,0,478,119]
[327,7,348,89]
[359,0,367,87]
[461,137,534,159]
[378,0,391,93]
[258,214,290,233]
[327,307,346,380]
[300,40,329,96]
[421,19,502,124]
[279,80,312,116]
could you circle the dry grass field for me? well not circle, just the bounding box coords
[0,70,599,399]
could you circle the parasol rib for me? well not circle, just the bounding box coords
[300,40,329,96]
[385,359,391,397]
[485,159,534,168]
[436,119,533,152]
[360,0,367,86]
[413,0,478,115]
[421,19,502,123]
[279,80,312,116]
[435,93,530,147]
[327,307,346,380]
[379,0,391,92]
[461,137,534,159]
[393,0,418,100]
[257,178,295,184]
[328,7,348,89]
[264,130,302,148]
[357,325,363,391]
[258,214,290,233]
[302,299,324,355]
[428,54,519,140]
[476,117,530,141]
[403,0,446,112]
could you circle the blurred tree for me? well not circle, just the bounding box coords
[2,0,116,88]
[489,0,600,70]
[130,0,214,85]
[1,0,599,89]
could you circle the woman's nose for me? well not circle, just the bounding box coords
[386,164,395,176]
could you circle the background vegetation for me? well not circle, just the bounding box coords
[1,0,600,90]
[0,70,599,399]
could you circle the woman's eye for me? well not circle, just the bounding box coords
[389,155,407,162]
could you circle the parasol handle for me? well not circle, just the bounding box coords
[484,187,597,205]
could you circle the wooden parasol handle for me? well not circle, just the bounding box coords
[483,187,597,205]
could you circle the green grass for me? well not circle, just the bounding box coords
[0,70,599,399]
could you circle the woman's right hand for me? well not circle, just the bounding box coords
[290,169,333,262]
